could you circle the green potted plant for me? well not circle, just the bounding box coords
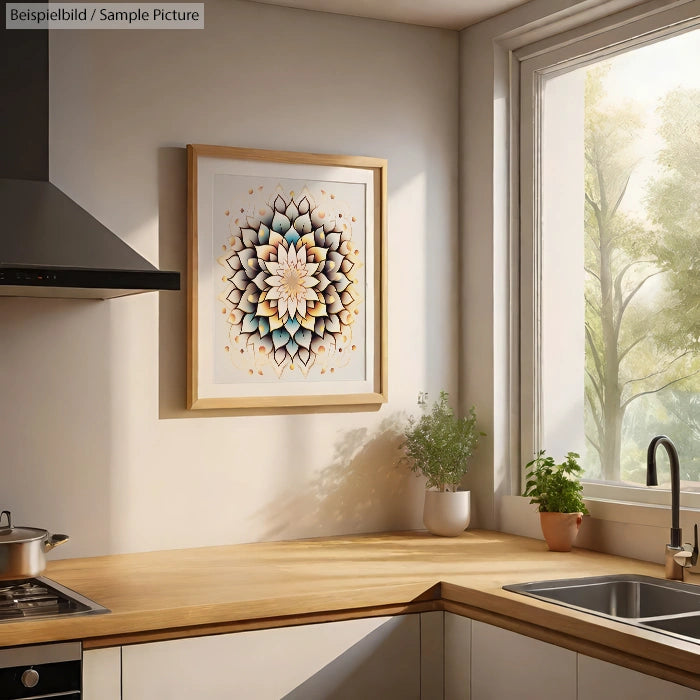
[402,391,483,536]
[523,450,589,551]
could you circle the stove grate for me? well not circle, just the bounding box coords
[0,578,109,621]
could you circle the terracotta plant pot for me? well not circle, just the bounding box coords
[423,490,470,537]
[539,511,583,552]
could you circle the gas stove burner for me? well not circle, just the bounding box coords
[0,581,62,618]
[0,577,109,621]
[0,581,48,594]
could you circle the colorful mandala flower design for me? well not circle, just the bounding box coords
[219,188,362,377]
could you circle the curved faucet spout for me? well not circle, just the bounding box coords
[646,435,681,548]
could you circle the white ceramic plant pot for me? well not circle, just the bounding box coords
[423,490,471,537]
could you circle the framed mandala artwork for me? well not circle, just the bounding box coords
[186,144,387,409]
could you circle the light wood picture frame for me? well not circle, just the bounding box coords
[187,144,387,410]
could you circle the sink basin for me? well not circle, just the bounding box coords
[504,574,700,645]
[504,574,700,619]
[643,614,700,641]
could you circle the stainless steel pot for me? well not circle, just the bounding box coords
[0,511,69,580]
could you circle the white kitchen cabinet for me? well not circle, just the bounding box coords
[420,611,444,700]
[455,617,698,700]
[83,647,121,700]
[444,612,470,699]
[578,654,700,699]
[88,611,700,699]
[470,620,577,700]
[121,614,421,700]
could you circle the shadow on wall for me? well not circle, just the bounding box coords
[281,616,419,700]
[255,414,425,540]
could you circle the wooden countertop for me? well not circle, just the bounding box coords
[3,531,700,688]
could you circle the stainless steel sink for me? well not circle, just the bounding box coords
[504,574,700,645]
[644,614,700,641]
[504,574,700,618]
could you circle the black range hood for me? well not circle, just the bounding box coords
[0,14,180,299]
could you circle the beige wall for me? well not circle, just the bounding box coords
[0,0,459,556]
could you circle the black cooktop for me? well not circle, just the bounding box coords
[0,577,109,621]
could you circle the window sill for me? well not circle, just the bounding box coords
[584,497,700,528]
[499,495,700,566]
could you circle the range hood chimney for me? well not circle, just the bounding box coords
[0,15,180,299]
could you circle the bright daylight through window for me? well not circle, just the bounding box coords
[527,19,699,501]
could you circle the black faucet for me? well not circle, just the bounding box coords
[647,435,698,580]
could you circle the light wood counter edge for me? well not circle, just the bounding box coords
[5,580,441,649]
[82,599,442,649]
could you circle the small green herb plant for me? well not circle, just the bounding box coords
[523,450,589,514]
[402,391,483,492]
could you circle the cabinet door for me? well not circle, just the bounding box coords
[122,614,420,700]
[578,655,700,699]
[444,612,471,700]
[471,621,576,700]
[421,611,444,700]
[83,648,121,700]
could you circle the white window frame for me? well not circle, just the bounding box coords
[516,1,700,510]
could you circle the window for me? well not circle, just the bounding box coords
[519,4,700,506]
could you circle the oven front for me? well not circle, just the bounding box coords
[0,641,81,699]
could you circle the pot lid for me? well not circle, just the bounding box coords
[0,511,47,543]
